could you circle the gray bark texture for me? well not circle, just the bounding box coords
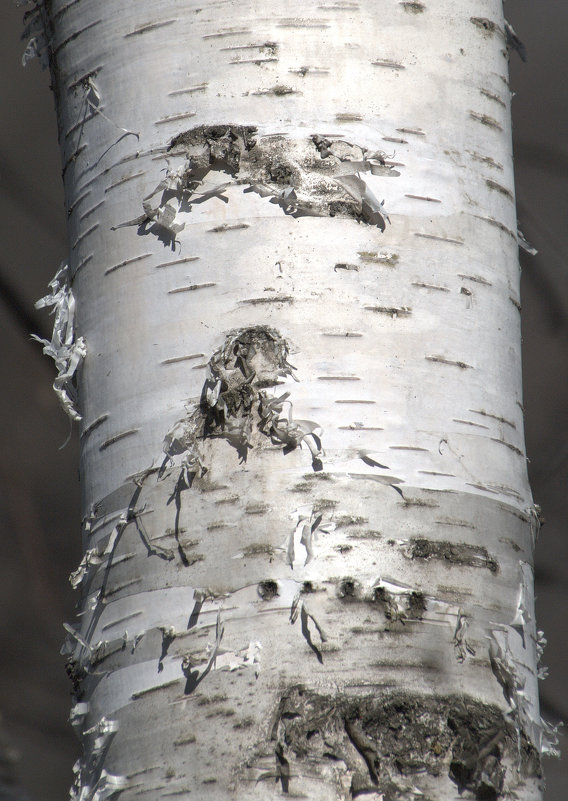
[29,0,557,798]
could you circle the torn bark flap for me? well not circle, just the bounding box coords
[119,126,398,241]
[33,262,86,421]
[161,326,324,490]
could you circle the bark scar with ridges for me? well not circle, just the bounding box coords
[161,325,324,478]
[113,125,397,244]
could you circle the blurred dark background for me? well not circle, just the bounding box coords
[0,1,566,798]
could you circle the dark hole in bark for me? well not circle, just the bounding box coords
[338,578,358,598]
[258,580,279,600]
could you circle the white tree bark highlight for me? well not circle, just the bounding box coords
[32,0,554,798]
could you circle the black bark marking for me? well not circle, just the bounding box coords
[258,580,279,600]
[470,111,503,132]
[99,428,139,451]
[372,59,405,70]
[162,353,205,365]
[337,577,360,599]
[412,282,449,292]
[414,232,464,245]
[104,253,151,275]
[275,742,290,792]
[357,250,398,264]
[469,408,515,428]
[182,613,224,694]
[458,273,492,286]
[81,412,109,438]
[238,295,293,305]
[187,591,206,630]
[470,17,498,35]
[490,437,523,457]
[158,627,175,673]
[425,355,472,369]
[252,84,297,96]
[408,538,498,573]
[364,305,411,317]
[124,19,176,38]
[300,603,324,664]
[474,215,516,240]
[155,111,198,126]
[168,282,217,293]
[166,474,192,566]
[480,88,507,108]
[400,2,425,12]
[486,179,514,201]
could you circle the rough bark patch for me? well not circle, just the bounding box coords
[115,125,399,242]
[408,537,499,573]
[400,1,425,12]
[252,687,540,799]
[161,325,324,482]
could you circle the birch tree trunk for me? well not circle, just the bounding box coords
[30,0,555,798]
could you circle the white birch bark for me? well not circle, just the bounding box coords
[31,0,555,798]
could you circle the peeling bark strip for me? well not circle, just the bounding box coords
[114,125,397,241]
[264,687,538,799]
